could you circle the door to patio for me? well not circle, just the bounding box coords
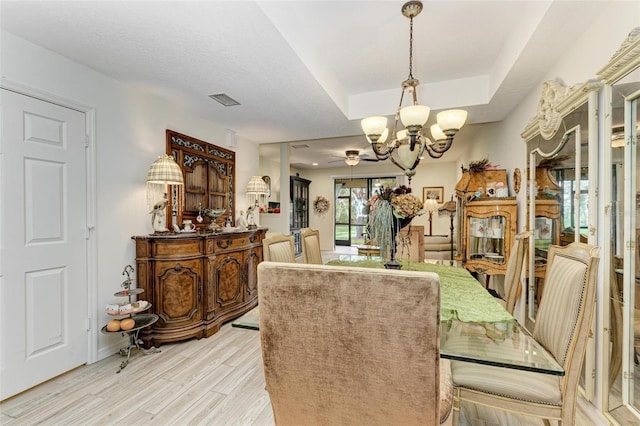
[334,177,397,247]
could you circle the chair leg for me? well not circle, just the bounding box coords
[452,388,461,425]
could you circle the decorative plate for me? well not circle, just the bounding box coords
[513,168,522,194]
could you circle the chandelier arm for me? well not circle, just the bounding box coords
[371,142,391,160]
[424,145,446,159]
[427,136,454,154]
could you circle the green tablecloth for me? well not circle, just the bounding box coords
[326,259,514,324]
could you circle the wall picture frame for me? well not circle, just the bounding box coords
[423,186,444,203]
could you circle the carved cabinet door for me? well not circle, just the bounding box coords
[154,259,203,328]
[246,246,262,298]
[209,251,245,319]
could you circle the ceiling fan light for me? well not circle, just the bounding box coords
[400,105,430,127]
[345,157,360,166]
[437,109,467,135]
[430,124,447,142]
[361,116,388,137]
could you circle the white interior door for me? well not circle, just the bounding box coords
[0,89,88,400]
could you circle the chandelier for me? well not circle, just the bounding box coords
[361,1,467,181]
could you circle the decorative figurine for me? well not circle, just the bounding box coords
[236,210,248,230]
[246,205,257,229]
[150,194,169,233]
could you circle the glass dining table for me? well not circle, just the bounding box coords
[326,256,564,376]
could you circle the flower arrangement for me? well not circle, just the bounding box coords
[313,195,330,214]
[367,186,424,265]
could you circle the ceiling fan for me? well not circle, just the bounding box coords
[328,150,379,166]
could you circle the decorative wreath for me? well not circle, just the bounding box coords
[313,195,330,214]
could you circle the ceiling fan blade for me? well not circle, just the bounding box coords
[361,158,379,162]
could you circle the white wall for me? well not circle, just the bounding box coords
[1,31,261,360]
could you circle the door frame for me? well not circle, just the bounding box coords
[1,79,98,364]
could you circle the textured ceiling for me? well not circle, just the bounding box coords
[0,0,612,168]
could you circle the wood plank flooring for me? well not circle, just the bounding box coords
[0,325,274,425]
[1,321,607,425]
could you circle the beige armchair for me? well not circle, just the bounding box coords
[452,242,600,425]
[262,233,296,263]
[258,262,453,425]
[300,228,323,264]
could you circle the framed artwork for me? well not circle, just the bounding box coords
[423,186,444,203]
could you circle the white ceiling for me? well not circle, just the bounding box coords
[0,0,611,168]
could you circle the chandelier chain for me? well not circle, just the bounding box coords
[408,16,414,80]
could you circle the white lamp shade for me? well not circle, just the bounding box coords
[396,129,409,141]
[246,176,268,194]
[424,198,439,213]
[430,124,447,141]
[146,154,184,185]
[361,116,388,136]
[437,109,468,132]
[399,105,430,127]
[345,157,360,166]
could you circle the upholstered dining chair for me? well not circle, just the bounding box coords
[258,262,453,425]
[451,242,600,425]
[497,231,529,315]
[262,233,296,263]
[300,228,323,264]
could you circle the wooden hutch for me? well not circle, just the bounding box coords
[132,130,265,348]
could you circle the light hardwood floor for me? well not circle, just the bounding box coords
[1,320,608,426]
[0,324,274,425]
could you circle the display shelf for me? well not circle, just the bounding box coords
[101,265,160,373]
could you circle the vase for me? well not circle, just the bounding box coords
[384,216,412,270]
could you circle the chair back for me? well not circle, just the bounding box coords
[301,228,323,264]
[533,242,600,394]
[258,262,444,425]
[262,233,296,263]
[502,231,529,314]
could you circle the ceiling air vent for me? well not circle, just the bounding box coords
[291,144,309,149]
[209,93,240,107]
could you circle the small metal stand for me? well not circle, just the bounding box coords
[101,265,161,373]
[114,314,160,373]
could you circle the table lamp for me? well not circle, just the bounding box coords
[246,176,269,228]
[146,154,184,233]
[424,198,439,236]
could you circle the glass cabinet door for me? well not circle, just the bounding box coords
[600,40,640,421]
[462,199,517,276]
[468,216,506,265]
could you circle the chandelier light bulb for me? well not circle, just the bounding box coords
[400,105,430,128]
[430,124,447,141]
[361,116,388,139]
[396,129,409,141]
[437,109,468,135]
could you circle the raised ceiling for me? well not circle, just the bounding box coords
[0,1,611,168]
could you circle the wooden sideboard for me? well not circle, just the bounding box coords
[132,228,266,347]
